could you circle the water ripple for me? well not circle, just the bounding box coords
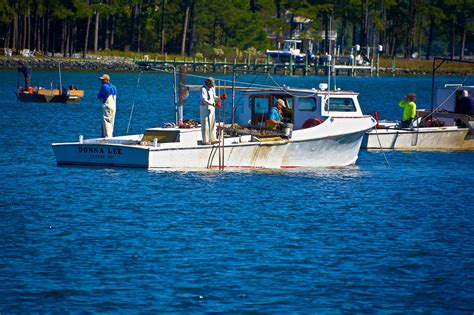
[0,71,473,312]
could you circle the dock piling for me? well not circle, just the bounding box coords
[136,55,377,77]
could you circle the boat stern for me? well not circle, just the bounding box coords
[52,141,150,168]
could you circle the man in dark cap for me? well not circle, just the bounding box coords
[17,59,32,90]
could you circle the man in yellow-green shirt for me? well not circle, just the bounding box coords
[399,92,417,128]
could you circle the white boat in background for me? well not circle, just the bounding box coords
[362,58,474,151]
[265,39,314,64]
[362,84,474,151]
[52,73,375,169]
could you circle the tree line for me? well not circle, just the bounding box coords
[0,0,472,60]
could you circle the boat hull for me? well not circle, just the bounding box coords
[53,143,150,167]
[17,90,82,104]
[362,127,474,150]
[148,131,366,168]
[52,130,367,169]
[266,51,306,63]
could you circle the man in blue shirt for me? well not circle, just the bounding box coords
[458,90,474,115]
[17,59,32,90]
[97,74,117,138]
[266,99,285,129]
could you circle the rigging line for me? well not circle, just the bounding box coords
[153,71,176,115]
[149,66,178,103]
[266,73,319,98]
[126,71,142,134]
[149,66,181,110]
[222,71,264,116]
[419,73,471,124]
[148,67,175,74]
[180,71,280,89]
[373,127,391,168]
[207,145,220,169]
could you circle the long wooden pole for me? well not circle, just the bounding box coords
[231,69,236,127]
[58,62,62,94]
[217,79,222,169]
[221,81,226,171]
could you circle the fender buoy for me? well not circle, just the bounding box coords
[374,111,380,128]
[302,118,322,129]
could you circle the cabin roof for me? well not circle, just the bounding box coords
[240,88,358,96]
[181,84,358,96]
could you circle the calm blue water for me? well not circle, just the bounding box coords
[1,70,473,313]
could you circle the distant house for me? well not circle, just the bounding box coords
[266,10,337,55]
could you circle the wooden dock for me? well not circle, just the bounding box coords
[135,56,379,77]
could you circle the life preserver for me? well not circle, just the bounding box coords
[302,118,322,129]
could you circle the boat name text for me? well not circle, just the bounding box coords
[78,146,123,155]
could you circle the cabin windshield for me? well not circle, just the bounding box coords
[298,97,317,111]
[325,97,357,112]
[283,41,301,52]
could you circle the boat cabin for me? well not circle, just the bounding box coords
[282,39,303,54]
[414,84,474,128]
[235,85,363,130]
[436,84,474,113]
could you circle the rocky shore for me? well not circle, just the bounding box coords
[1,55,469,75]
[0,56,140,72]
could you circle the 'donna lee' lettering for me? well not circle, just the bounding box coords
[108,148,122,155]
[78,147,122,155]
[78,147,104,154]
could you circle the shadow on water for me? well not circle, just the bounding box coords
[146,165,366,177]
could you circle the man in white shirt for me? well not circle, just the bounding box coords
[200,77,219,145]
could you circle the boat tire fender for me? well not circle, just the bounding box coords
[302,118,322,129]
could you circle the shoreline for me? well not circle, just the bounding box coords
[0,56,140,72]
[0,56,469,75]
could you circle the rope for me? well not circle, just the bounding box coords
[149,67,175,116]
[266,73,318,98]
[233,71,264,117]
[373,127,391,167]
[126,71,142,134]
[181,72,277,89]
[418,73,471,125]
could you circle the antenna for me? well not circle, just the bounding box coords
[58,62,62,95]
[172,66,178,125]
[327,54,331,92]
[327,14,332,113]
[327,14,333,92]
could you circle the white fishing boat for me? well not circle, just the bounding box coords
[362,125,474,151]
[266,39,314,64]
[362,86,474,150]
[52,73,375,169]
[362,58,474,151]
